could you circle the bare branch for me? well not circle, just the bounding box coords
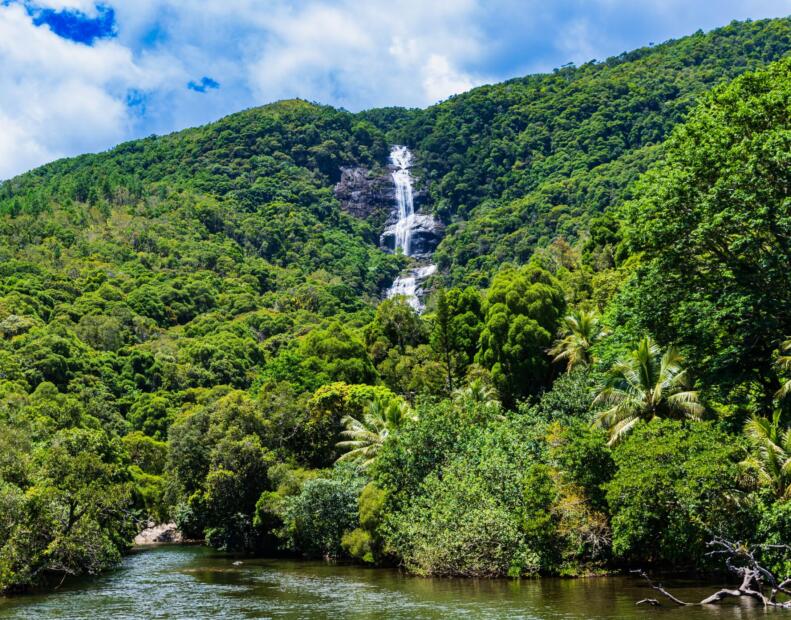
[630,570,691,606]
[634,537,791,610]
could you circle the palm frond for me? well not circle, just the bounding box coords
[592,335,703,442]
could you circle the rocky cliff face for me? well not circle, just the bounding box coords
[380,213,444,259]
[334,162,442,259]
[334,166,393,224]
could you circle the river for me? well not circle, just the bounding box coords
[0,545,776,619]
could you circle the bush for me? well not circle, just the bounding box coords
[280,465,364,559]
[341,482,387,564]
[383,417,555,577]
[756,500,791,578]
[606,419,755,569]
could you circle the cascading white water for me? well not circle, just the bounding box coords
[390,145,415,256]
[385,145,435,311]
[387,264,437,311]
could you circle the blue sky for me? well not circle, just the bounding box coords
[0,0,789,179]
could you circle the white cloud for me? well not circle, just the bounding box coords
[243,0,487,109]
[421,54,477,102]
[1,0,789,179]
[0,3,169,179]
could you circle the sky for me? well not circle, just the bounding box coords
[0,0,789,179]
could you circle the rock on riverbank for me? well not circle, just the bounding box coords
[134,522,183,545]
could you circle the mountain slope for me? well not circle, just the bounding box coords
[0,16,790,591]
[398,17,791,284]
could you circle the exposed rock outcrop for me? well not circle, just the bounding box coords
[334,165,427,224]
[134,522,183,545]
[334,166,393,222]
[380,213,444,259]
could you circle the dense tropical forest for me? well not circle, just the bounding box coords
[0,17,790,592]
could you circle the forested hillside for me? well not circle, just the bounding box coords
[398,17,791,284]
[0,18,789,592]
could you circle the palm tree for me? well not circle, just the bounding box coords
[775,338,791,399]
[336,396,416,468]
[593,336,703,444]
[741,411,791,499]
[452,378,499,407]
[549,309,607,372]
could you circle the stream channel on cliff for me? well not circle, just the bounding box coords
[0,545,774,619]
[383,145,437,311]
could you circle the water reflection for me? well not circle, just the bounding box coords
[0,546,778,619]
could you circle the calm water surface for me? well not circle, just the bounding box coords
[0,545,781,619]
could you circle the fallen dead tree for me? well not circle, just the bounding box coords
[633,537,791,609]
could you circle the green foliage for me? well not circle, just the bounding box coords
[261,322,376,394]
[526,369,600,426]
[756,500,791,577]
[341,482,388,564]
[549,309,607,372]
[374,397,505,513]
[0,424,134,591]
[121,431,168,475]
[168,389,276,550]
[618,56,791,406]
[476,263,565,405]
[128,392,175,440]
[428,286,484,391]
[382,407,611,577]
[0,17,790,587]
[279,465,365,560]
[606,419,754,569]
[336,394,415,468]
[403,18,791,285]
[297,382,397,467]
[593,337,703,444]
[253,464,319,551]
[741,411,791,500]
[384,419,548,577]
[548,421,614,514]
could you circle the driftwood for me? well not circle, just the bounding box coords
[633,537,791,609]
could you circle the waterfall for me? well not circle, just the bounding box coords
[387,265,437,310]
[390,145,415,256]
[385,145,435,311]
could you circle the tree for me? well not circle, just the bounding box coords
[431,288,455,392]
[336,395,415,468]
[0,428,135,592]
[128,392,175,440]
[619,57,791,406]
[452,379,499,408]
[429,287,484,393]
[549,309,606,372]
[167,389,276,550]
[633,537,791,609]
[742,411,791,500]
[279,465,364,560]
[593,336,703,444]
[365,297,426,361]
[606,420,754,569]
[476,263,565,406]
[775,338,791,400]
[299,382,396,467]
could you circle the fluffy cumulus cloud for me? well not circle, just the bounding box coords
[0,0,789,178]
[0,1,175,179]
[0,4,122,177]
[243,0,485,109]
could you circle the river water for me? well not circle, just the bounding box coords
[0,546,776,619]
